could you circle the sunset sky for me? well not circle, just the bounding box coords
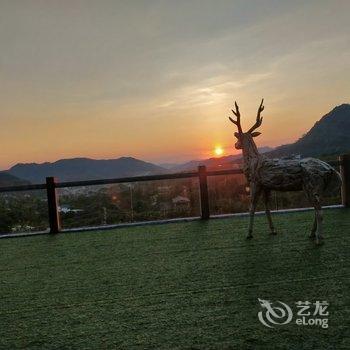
[1,0,350,169]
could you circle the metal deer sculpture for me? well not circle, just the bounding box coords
[228,99,341,244]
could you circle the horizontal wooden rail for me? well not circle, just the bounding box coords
[206,169,244,177]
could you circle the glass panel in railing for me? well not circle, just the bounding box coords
[208,173,251,215]
[58,177,200,230]
[0,190,49,235]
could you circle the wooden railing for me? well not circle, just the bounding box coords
[0,156,348,234]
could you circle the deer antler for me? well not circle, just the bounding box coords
[248,98,264,133]
[228,101,243,133]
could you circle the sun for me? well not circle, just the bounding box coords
[214,146,224,156]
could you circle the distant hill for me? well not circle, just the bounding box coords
[168,154,241,172]
[0,172,30,187]
[169,147,273,172]
[267,104,350,158]
[158,163,180,170]
[8,157,165,183]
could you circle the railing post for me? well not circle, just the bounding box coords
[46,177,61,233]
[198,165,210,219]
[340,154,350,208]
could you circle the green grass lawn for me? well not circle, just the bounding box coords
[0,209,349,349]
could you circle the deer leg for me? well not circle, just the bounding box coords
[313,194,323,244]
[309,213,317,239]
[247,184,261,239]
[313,195,324,245]
[264,190,276,235]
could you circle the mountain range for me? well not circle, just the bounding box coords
[266,104,350,158]
[1,103,349,186]
[6,157,164,184]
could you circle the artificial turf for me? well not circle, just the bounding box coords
[0,208,349,349]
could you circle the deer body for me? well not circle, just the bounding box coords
[229,100,341,244]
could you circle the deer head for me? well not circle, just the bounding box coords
[228,99,264,150]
